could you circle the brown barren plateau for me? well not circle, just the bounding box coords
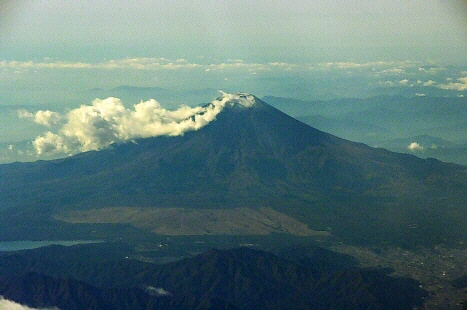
[55,206,329,236]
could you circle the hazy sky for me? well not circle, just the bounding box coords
[0,1,466,163]
[1,0,466,63]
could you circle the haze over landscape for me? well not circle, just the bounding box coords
[1,1,467,309]
[1,0,466,164]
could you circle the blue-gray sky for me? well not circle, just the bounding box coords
[1,0,466,63]
[0,0,466,163]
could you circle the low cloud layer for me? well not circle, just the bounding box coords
[23,92,247,156]
[438,77,467,91]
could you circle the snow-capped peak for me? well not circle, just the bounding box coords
[215,91,257,108]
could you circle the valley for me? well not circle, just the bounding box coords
[332,244,467,309]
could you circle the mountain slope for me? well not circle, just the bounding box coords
[0,93,466,246]
[264,95,467,165]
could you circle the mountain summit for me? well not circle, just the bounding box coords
[215,91,259,108]
[1,93,466,246]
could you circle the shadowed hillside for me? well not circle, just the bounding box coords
[0,246,427,310]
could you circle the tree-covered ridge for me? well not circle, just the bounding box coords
[0,246,427,309]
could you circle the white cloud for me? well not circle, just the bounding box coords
[0,58,271,72]
[423,80,435,86]
[418,66,446,74]
[318,60,418,72]
[144,286,172,296]
[438,77,467,91]
[17,109,34,119]
[213,62,270,71]
[33,131,69,155]
[0,60,93,70]
[0,58,202,71]
[34,110,62,127]
[399,79,409,85]
[29,92,250,155]
[379,68,405,75]
[267,62,299,71]
[0,296,59,310]
[17,109,62,127]
[408,142,424,151]
[0,58,424,76]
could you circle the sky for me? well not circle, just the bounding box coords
[0,0,466,163]
[1,0,466,63]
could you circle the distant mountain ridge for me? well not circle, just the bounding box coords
[0,93,466,246]
[263,95,467,165]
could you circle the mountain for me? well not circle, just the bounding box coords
[263,95,467,165]
[0,246,427,310]
[0,93,466,246]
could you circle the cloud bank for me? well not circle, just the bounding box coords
[0,58,424,74]
[26,92,246,156]
[438,77,467,91]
